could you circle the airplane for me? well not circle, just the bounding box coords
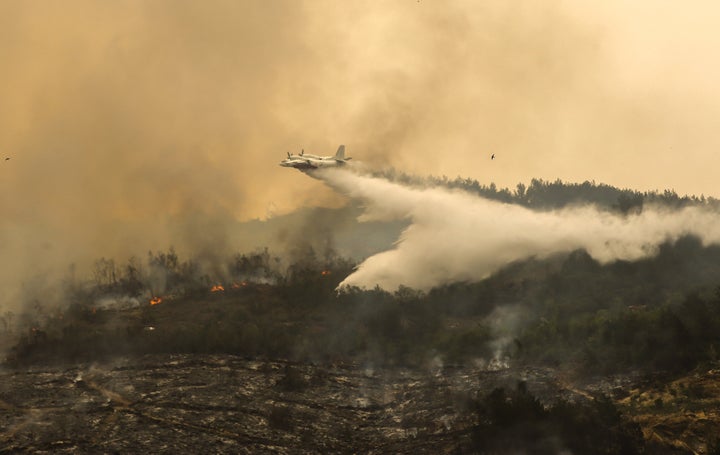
[279,145,351,170]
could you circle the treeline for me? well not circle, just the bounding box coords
[86,247,285,299]
[373,168,720,212]
[9,233,720,379]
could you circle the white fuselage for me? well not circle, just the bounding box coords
[279,146,350,170]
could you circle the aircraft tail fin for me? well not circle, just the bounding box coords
[335,145,346,160]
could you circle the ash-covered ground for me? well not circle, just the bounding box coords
[0,355,573,454]
[3,353,720,454]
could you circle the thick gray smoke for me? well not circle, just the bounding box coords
[316,168,720,291]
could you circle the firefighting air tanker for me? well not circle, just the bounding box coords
[279,145,351,170]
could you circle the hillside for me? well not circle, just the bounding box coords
[4,178,720,452]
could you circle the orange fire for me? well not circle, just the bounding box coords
[210,284,225,292]
[321,270,331,276]
[150,296,163,305]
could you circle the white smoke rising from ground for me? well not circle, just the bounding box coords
[315,168,720,291]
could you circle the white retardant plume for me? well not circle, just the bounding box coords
[314,168,720,291]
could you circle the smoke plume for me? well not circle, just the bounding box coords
[317,168,720,291]
[3,1,720,313]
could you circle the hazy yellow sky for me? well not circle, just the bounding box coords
[1,0,720,297]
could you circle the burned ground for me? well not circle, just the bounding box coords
[0,354,643,454]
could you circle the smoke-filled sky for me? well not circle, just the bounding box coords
[2,1,720,303]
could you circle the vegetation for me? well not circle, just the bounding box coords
[6,178,720,379]
[374,170,720,212]
[6,234,720,381]
[469,382,645,454]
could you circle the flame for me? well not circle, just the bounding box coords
[210,284,225,292]
[321,270,331,276]
[150,296,163,305]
